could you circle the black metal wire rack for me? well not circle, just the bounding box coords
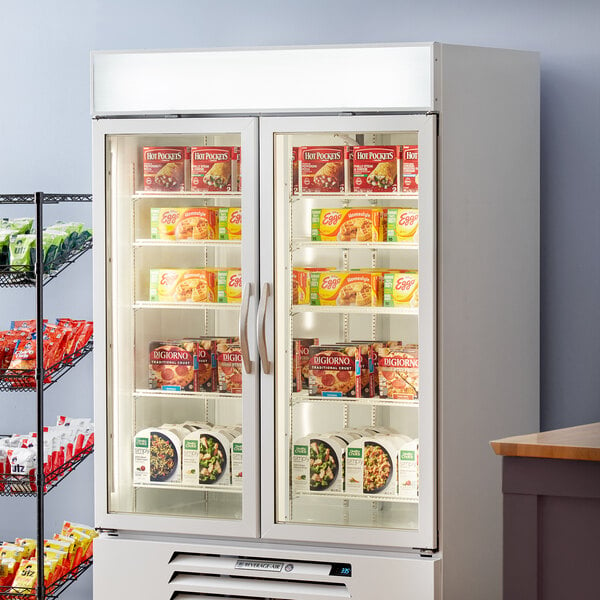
[0,340,93,392]
[0,194,92,205]
[0,444,94,497]
[0,556,93,600]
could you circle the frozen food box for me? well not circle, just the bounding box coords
[292,434,348,493]
[218,207,242,240]
[299,146,350,193]
[149,268,217,303]
[401,145,419,193]
[143,146,189,192]
[149,341,196,392]
[378,345,419,401]
[217,268,242,303]
[345,434,411,496]
[182,428,234,486]
[133,427,183,484]
[386,208,419,243]
[308,344,361,398]
[311,208,385,242]
[292,268,333,305]
[188,338,217,393]
[291,147,299,194]
[310,270,383,307]
[231,433,243,488]
[190,146,239,192]
[398,438,419,500]
[216,340,243,394]
[352,146,401,192]
[150,207,217,241]
[293,338,319,392]
[382,270,419,308]
[343,342,375,398]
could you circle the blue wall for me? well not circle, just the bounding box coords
[0,1,599,597]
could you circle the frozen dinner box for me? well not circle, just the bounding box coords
[292,434,348,493]
[133,427,183,484]
[352,146,400,192]
[182,427,233,486]
[299,146,350,193]
[143,146,189,192]
[191,146,239,192]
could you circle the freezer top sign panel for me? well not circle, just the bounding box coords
[91,44,435,116]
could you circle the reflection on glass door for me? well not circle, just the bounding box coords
[106,132,247,521]
[273,128,429,532]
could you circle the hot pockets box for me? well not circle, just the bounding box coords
[299,146,350,193]
[352,146,401,192]
[190,147,239,192]
[401,145,419,193]
[143,147,189,192]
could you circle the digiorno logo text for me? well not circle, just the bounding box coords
[151,349,191,362]
[312,353,352,368]
[379,355,418,368]
[146,150,182,161]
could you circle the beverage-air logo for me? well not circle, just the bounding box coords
[194,150,229,162]
[304,149,341,161]
[355,149,394,161]
[379,355,419,369]
[312,353,352,368]
[395,277,416,291]
[160,209,179,225]
[321,275,340,290]
[405,150,418,161]
[229,209,242,224]
[398,212,419,227]
[145,149,182,161]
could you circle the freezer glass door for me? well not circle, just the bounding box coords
[95,118,259,537]
[261,115,436,548]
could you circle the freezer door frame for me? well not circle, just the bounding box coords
[259,114,437,550]
[92,116,260,538]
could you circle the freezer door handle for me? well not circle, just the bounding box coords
[239,282,253,374]
[257,282,271,374]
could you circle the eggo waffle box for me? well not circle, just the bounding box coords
[299,146,350,193]
[292,268,333,305]
[149,340,196,392]
[217,268,242,303]
[191,147,239,192]
[311,208,385,242]
[386,208,419,243]
[150,207,217,241]
[402,145,419,193]
[378,345,419,401]
[216,341,243,393]
[383,270,419,308]
[149,269,217,303]
[218,207,242,240]
[310,271,383,307]
[352,146,401,192]
[308,344,361,398]
[143,146,189,192]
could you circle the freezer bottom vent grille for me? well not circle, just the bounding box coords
[168,552,350,599]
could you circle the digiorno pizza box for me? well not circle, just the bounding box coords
[148,341,196,392]
[293,338,319,392]
[378,345,419,401]
[308,344,362,398]
[216,340,243,394]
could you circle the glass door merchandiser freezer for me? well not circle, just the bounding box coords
[92,44,540,600]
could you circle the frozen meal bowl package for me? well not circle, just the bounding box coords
[352,146,401,192]
[182,428,232,486]
[149,268,217,303]
[292,434,346,493]
[149,340,195,391]
[133,427,183,484]
[383,270,419,308]
[311,208,385,242]
[150,207,217,241]
[386,208,419,243]
[143,146,189,191]
[345,434,411,496]
[398,438,419,500]
[231,433,243,487]
[218,207,242,240]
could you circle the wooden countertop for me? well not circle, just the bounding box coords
[491,422,600,461]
